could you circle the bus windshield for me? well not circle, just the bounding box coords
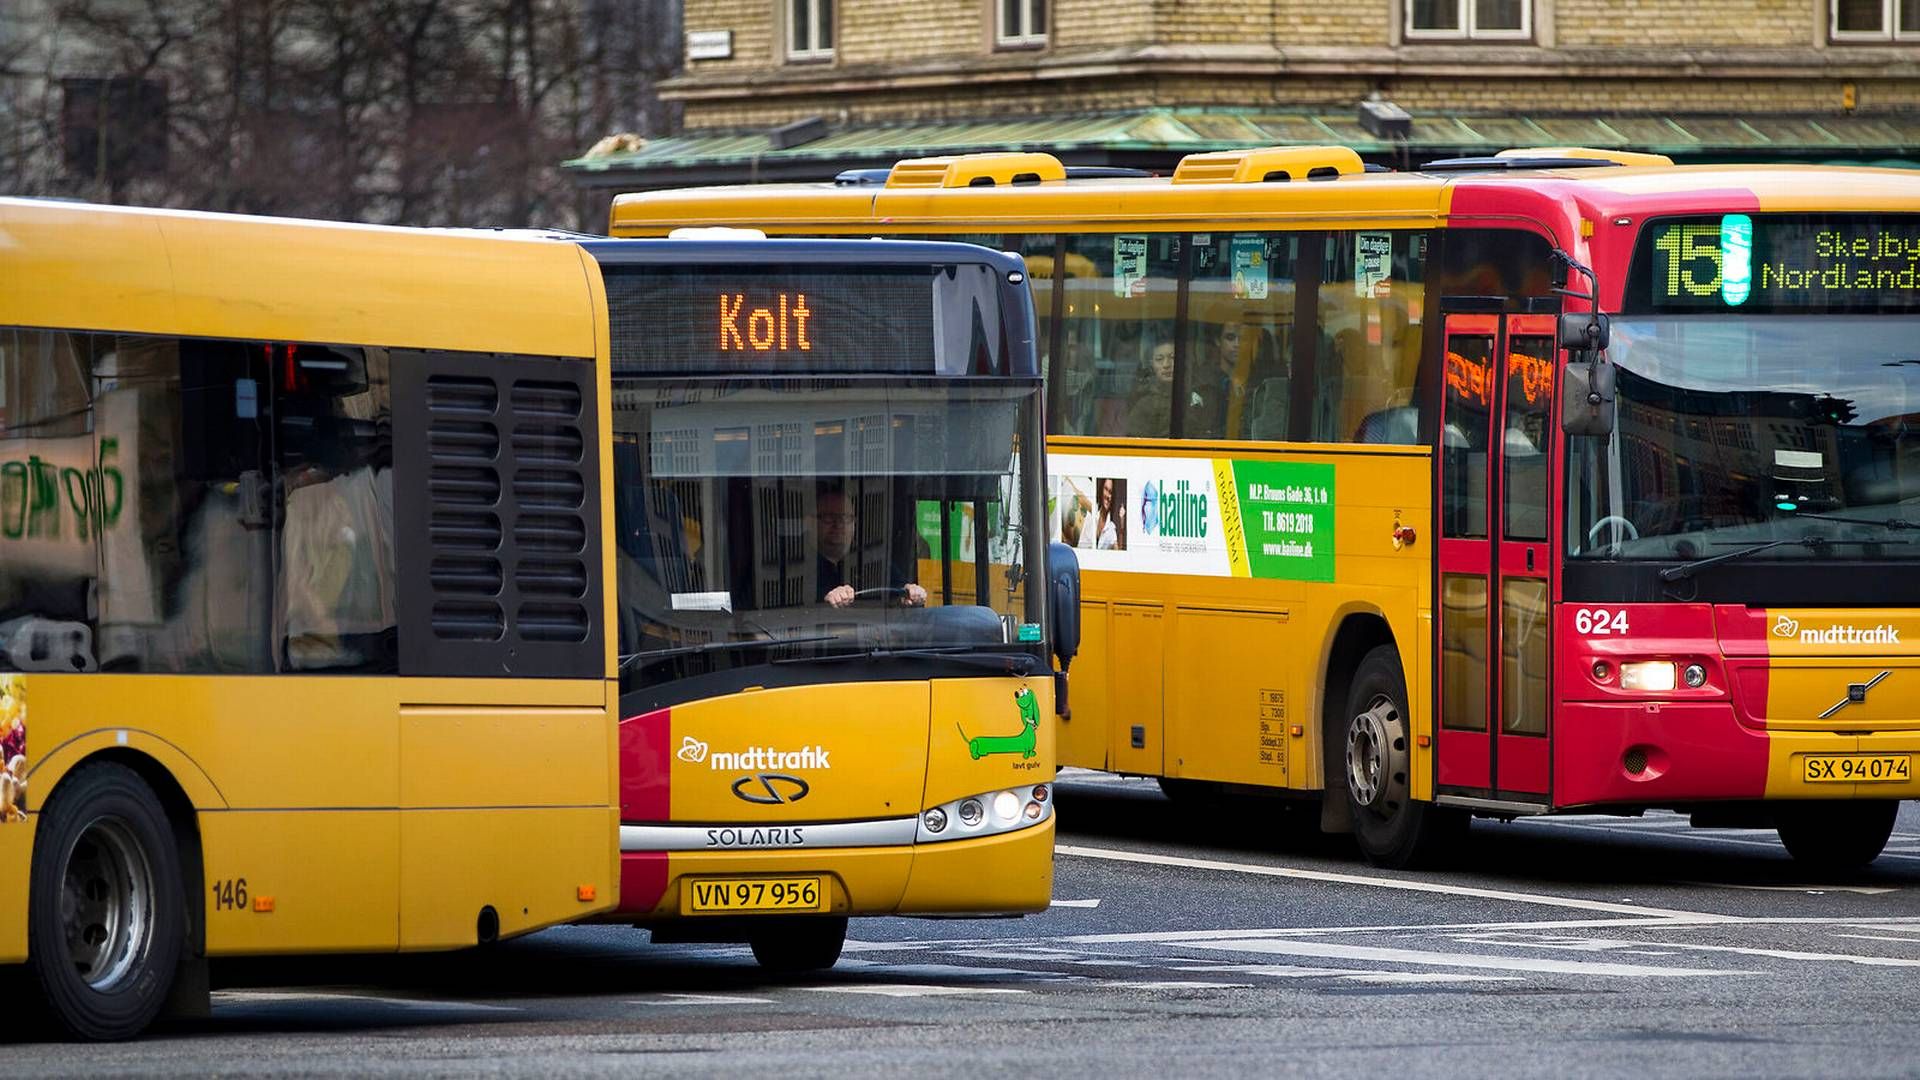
[1568,314,1920,561]
[613,378,1046,681]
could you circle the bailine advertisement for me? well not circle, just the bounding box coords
[1052,454,1335,582]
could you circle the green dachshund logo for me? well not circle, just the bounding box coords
[958,687,1040,760]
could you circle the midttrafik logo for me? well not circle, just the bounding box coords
[675,736,832,771]
[1773,616,1901,645]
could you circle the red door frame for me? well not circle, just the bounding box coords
[1435,313,1555,800]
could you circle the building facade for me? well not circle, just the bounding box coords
[566,0,1920,194]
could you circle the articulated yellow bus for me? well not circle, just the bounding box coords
[611,146,1920,871]
[0,198,622,1038]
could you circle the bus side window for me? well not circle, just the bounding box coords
[91,333,277,674]
[0,329,105,675]
[1183,233,1298,442]
[276,345,397,673]
[1058,232,1179,438]
[1320,231,1428,446]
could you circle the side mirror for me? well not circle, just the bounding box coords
[1562,355,1617,437]
[1047,541,1081,718]
[1557,311,1610,354]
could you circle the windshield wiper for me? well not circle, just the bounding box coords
[1659,535,1909,582]
[1777,511,1920,532]
[620,633,839,670]
[773,645,1038,675]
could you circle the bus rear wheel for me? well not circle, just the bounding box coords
[28,762,186,1041]
[749,916,848,974]
[1775,800,1898,874]
[1343,645,1462,869]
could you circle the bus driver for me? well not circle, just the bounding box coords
[813,488,929,609]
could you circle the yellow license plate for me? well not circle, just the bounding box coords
[684,876,828,914]
[1803,755,1913,783]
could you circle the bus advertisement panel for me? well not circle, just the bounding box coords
[608,147,1920,873]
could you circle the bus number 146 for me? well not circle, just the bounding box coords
[1574,608,1630,636]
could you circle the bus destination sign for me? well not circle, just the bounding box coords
[606,265,938,373]
[1635,215,1920,313]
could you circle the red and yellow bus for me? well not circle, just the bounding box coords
[609,146,1920,871]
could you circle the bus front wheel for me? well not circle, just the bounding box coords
[1775,800,1898,874]
[1343,645,1462,869]
[750,916,848,974]
[28,762,187,1041]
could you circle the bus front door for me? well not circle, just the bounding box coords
[1436,313,1554,803]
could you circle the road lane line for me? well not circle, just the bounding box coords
[1057,843,1738,920]
[635,993,775,1006]
[1174,937,1752,977]
[806,984,1031,997]
[1050,898,1103,908]
[1675,880,1898,895]
[1507,818,1920,863]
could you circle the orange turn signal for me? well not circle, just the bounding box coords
[577,885,598,903]
[253,896,275,913]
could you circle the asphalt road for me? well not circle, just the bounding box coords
[10,772,1920,1077]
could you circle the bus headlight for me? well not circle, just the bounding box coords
[1619,661,1677,692]
[1682,663,1708,688]
[917,784,1054,843]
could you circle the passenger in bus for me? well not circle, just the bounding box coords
[1124,339,1178,437]
[812,488,928,609]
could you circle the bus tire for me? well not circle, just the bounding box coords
[1775,800,1897,874]
[750,916,848,974]
[27,762,186,1041]
[1343,645,1462,869]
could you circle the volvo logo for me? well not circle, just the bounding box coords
[1819,670,1891,720]
[731,773,810,805]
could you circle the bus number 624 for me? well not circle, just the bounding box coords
[1574,608,1630,636]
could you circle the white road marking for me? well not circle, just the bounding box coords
[1339,972,1523,984]
[1098,980,1254,990]
[1676,880,1898,895]
[214,991,517,1014]
[1173,937,1751,978]
[1831,933,1920,945]
[1842,924,1920,935]
[1051,898,1103,908]
[635,993,774,1006]
[1512,818,1920,863]
[1058,843,1737,920]
[836,959,1052,980]
[806,984,1031,997]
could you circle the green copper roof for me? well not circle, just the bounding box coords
[564,107,1920,188]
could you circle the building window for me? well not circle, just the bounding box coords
[788,0,833,60]
[1831,0,1920,40]
[998,0,1047,46]
[1406,0,1530,39]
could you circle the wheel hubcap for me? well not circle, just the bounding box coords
[1346,694,1408,815]
[60,817,154,992]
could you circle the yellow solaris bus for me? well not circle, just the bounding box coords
[589,237,1066,972]
[612,146,1920,871]
[1,199,1066,1038]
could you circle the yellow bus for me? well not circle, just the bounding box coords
[610,146,1920,872]
[586,235,1067,971]
[1,202,1070,1036]
[0,198,629,1039]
